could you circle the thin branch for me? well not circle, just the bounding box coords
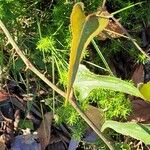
[111,17,150,60]
[0,20,64,97]
[0,20,114,150]
[102,0,107,9]
[99,1,149,59]
[104,28,135,40]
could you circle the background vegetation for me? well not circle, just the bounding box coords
[0,0,150,149]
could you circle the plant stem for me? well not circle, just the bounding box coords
[37,19,42,39]
[83,60,109,72]
[102,0,107,9]
[0,20,114,150]
[111,2,143,16]
[70,98,114,150]
[91,39,113,76]
[52,55,55,115]
[111,17,150,60]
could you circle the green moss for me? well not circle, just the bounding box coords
[56,103,87,140]
[36,36,56,53]
[88,89,132,119]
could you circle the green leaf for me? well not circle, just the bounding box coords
[74,65,144,100]
[101,120,150,145]
[139,82,150,101]
[66,2,109,104]
[66,2,86,103]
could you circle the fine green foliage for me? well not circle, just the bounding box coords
[0,0,20,19]
[114,143,131,150]
[88,89,131,119]
[101,120,150,145]
[0,51,3,67]
[18,119,34,130]
[37,37,56,53]
[56,103,87,140]
[82,0,103,12]
[36,35,68,78]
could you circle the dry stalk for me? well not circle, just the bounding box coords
[0,20,114,150]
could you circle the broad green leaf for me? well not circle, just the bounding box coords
[101,120,150,145]
[66,2,109,104]
[74,65,144,100]
[139,82,150,101]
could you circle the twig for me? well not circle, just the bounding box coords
[99,1,149,59]
[104,28,135,40]
[111,2,143,16]
[0,20,64,97]
[0,20,114,150]
[111,17,150,60]
[102,0,107,9]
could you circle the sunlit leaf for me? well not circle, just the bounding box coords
[66,2,109,104]
[66,2,86,103]
[139,82,150,101]
[101,120,150,145]
[74,65,144,100]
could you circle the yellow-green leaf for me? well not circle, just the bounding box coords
[66,2,109,104]
[139,82,150,101]
[101,120,150,145]
[66,2,86,103]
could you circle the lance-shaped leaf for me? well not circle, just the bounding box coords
[66,2,86,104]
[66,3,109,104]
[101,120,150,145]
[74,65,145,100]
